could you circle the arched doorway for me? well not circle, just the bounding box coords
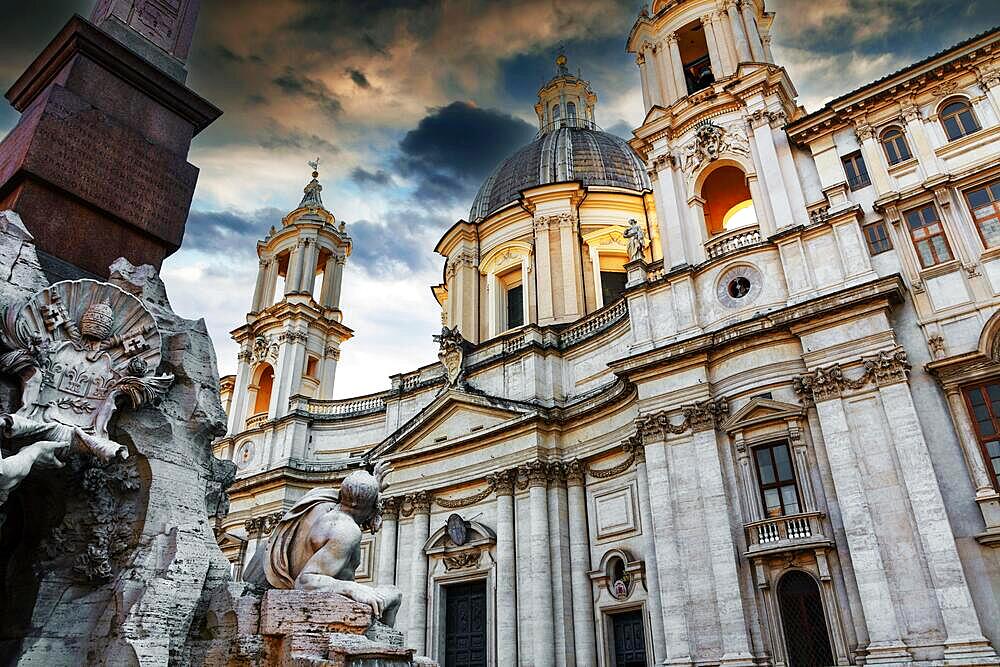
[777,570,834,667]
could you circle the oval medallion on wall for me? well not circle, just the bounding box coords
[447,513,469,546]
[716,264,762,309]
[235,441,255,469]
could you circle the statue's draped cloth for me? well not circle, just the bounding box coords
[264,488,340,589]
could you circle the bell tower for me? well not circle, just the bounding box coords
[226,161,353,435]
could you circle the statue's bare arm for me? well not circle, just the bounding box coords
[295,512,392,616]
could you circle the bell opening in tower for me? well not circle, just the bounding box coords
[678,20,715,94]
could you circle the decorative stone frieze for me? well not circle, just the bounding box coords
[678,121,750,175]
[250,333,278,363]
[245,510,285,537]
[793,347,911,403]
[443,551,481,571]
[280,330,309,344]
[434,481,494,509]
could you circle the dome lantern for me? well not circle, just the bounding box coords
[534,52,598,134]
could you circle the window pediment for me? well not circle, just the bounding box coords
[722,397,804,434]
[480,241,532,276]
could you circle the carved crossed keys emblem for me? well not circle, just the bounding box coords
[0,279,172,502]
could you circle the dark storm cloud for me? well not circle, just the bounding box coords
[272,67,343,118]
[346,68,371,89]
[397,101,534,203]
[347,210,453,277]
[351,167,393,187]
[257,121,340,155]
[183,207,284,258]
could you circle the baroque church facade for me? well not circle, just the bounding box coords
[213,1,1000,665]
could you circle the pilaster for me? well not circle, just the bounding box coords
[630,442,667,662]
[407,491,431,654]
[534,217,556,325]
[667,33,687,102]
[565,460,597,666]
[490,470,518,667]
[377,496,400,586]
[524,460,556,667]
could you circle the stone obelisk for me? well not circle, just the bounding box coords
[0,0,220,279]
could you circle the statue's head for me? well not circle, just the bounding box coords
[80,299,114,340]
[339,469,381,525]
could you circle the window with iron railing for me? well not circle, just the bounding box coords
[841,151,871,191]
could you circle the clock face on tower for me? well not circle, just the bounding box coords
[716,264,763,309]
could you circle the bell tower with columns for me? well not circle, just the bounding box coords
[226,161,353,436]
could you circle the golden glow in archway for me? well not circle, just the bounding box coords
[722,199,757,231]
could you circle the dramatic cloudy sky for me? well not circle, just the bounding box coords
[1,0,998,396]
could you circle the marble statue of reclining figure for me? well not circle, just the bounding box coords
[258,461,402,625]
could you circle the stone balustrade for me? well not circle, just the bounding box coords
[559,298,628,348]
[704,226,763,260]
[306,393,388,417]
[244,412,269,430]
[745,511,827,554]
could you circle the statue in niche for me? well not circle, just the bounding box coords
[0,279,172,503]
[623,218,648,262]
[257,461,402,625]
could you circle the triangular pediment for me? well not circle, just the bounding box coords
[372,389,535,457]
[721,397,803,433]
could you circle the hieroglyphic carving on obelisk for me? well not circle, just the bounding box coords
[91,0,201,62]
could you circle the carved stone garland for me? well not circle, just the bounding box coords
[793,348,910,403]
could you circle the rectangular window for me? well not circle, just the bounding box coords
[505,284,523,329]
[862,221,892,255]
[965,179,1000,249]
[904,204,953,268]
[962,382,1000,492]
[842,151,871,191]
[600,271,627,306]
[754,442,801,518]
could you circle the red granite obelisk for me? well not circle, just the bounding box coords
[0,0,220,279]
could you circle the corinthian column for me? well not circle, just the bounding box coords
[526,461,555,667]
[377,497,399,585]
[407,492,431,654]
[251,258,268,312]
[667,33,687,99]
[565,461,597,666]
[491,470,518,667]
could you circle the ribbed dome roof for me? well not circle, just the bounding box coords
[469,126,650,221]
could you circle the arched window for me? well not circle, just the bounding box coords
[701,165,757,235]
[940,99,980,141]
[251,364,274,416]
[880,127,911,165]
[567,101,577,123]
[551,103,561,127]
[777,571,835,667]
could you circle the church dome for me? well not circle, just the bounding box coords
[469,125,651,221]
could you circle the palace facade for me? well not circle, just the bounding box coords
[213,2,1000,665]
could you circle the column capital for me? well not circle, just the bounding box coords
[489,469,516,496]
[901,102,922,123]
[854,121,876,142]
[546,460,567,486]
[402,491,431,515]
[522,460,549,488]
[635,52,646,66]
[682,397,730,432]
[976,64,1000,90]
[381,496,401,519]
[793,347,911,403]
[665,32,679,45]
[564,459,586,486]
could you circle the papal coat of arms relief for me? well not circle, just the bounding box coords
[0,279,172,504]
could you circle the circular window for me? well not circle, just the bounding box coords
[716,264,762,309]
[727,276,752,299]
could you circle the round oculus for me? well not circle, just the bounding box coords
[716,264,762,309]
[235,441,255,468]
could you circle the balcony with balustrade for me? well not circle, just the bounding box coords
[704,225,764,261]
[744,511,833,558]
